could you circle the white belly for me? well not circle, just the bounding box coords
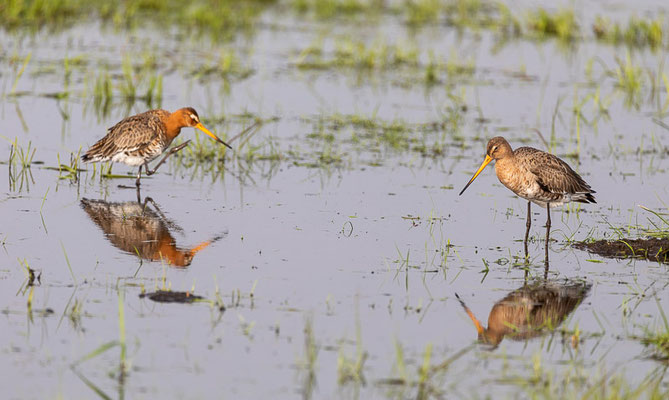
[111,152,155,166]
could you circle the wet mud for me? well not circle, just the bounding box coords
[139,290,204,304]
[573,237,669,263]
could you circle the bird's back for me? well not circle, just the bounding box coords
[82,109,170,163]
[497,146,596,207]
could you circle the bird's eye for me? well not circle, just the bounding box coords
[189,114,198,122]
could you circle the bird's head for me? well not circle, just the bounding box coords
[485,136,512,160]
[459,136,512,196]
[176,107,232,150]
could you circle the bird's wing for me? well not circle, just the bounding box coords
[519,148,593,194]
[104,113,164,152]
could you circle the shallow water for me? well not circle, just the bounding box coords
[1,1,668,399]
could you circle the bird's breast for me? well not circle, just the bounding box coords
[494,159,541,200]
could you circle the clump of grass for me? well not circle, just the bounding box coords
[337,300,367,385]
[0,0,85,30]
[69,298,85,331]
[196,49,253,82]
[2,0,275,38]
[405,0,442,26]
[297,316,318,398]
[92,69,112,116]
[291,0,377,19]
[593,16,665,48]
[637,299,669,361]
[612,53,644,99]
[424,52,439,84]
[119,55,163,107]
[296,37,419,70]
[45,150,84,181]
[526,8,579,41]
[87,55,163,116]
[9,52,31,96]
[638,205,669,239]
[7,138,36,191]
[379,341,471,398]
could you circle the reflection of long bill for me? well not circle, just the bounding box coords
[195,122,233,150]
[459,154,493,196]
[455,294,484,335]
[190,239,214,256]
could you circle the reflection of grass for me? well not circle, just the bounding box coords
[504,352,668,398]
[380,341,471,399]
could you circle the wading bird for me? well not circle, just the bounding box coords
[82,107,231,187]
[459,136,595,258]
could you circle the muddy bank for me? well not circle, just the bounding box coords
[573,237,669,263]
[140,291,204,304]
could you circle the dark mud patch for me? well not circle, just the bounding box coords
[573,237,669,263]
[140,290,205,304]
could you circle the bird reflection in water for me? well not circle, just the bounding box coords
[81,197,224,267]
[456,279,590,348]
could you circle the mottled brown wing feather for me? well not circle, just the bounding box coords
[516,147,595,199]
[82,110,169,162]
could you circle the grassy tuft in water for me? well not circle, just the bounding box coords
[525,8,579,41]
[593,16,666,48]
[1,0,276,38]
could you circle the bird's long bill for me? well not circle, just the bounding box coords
[459,154,493,196]
[195,123,232,150]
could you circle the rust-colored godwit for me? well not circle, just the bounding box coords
[459,136,596,258]
[82,107,231,187]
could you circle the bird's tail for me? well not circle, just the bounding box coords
[573,192,596,204]
[81,152,107,163]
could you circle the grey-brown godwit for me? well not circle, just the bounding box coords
[459,136,596,258]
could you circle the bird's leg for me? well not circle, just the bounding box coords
[524,201,531,260]
[145,140,191,176]
[545,203,551,262]
[135,166,142,187]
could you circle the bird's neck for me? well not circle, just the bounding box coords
[164,113,185,142]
